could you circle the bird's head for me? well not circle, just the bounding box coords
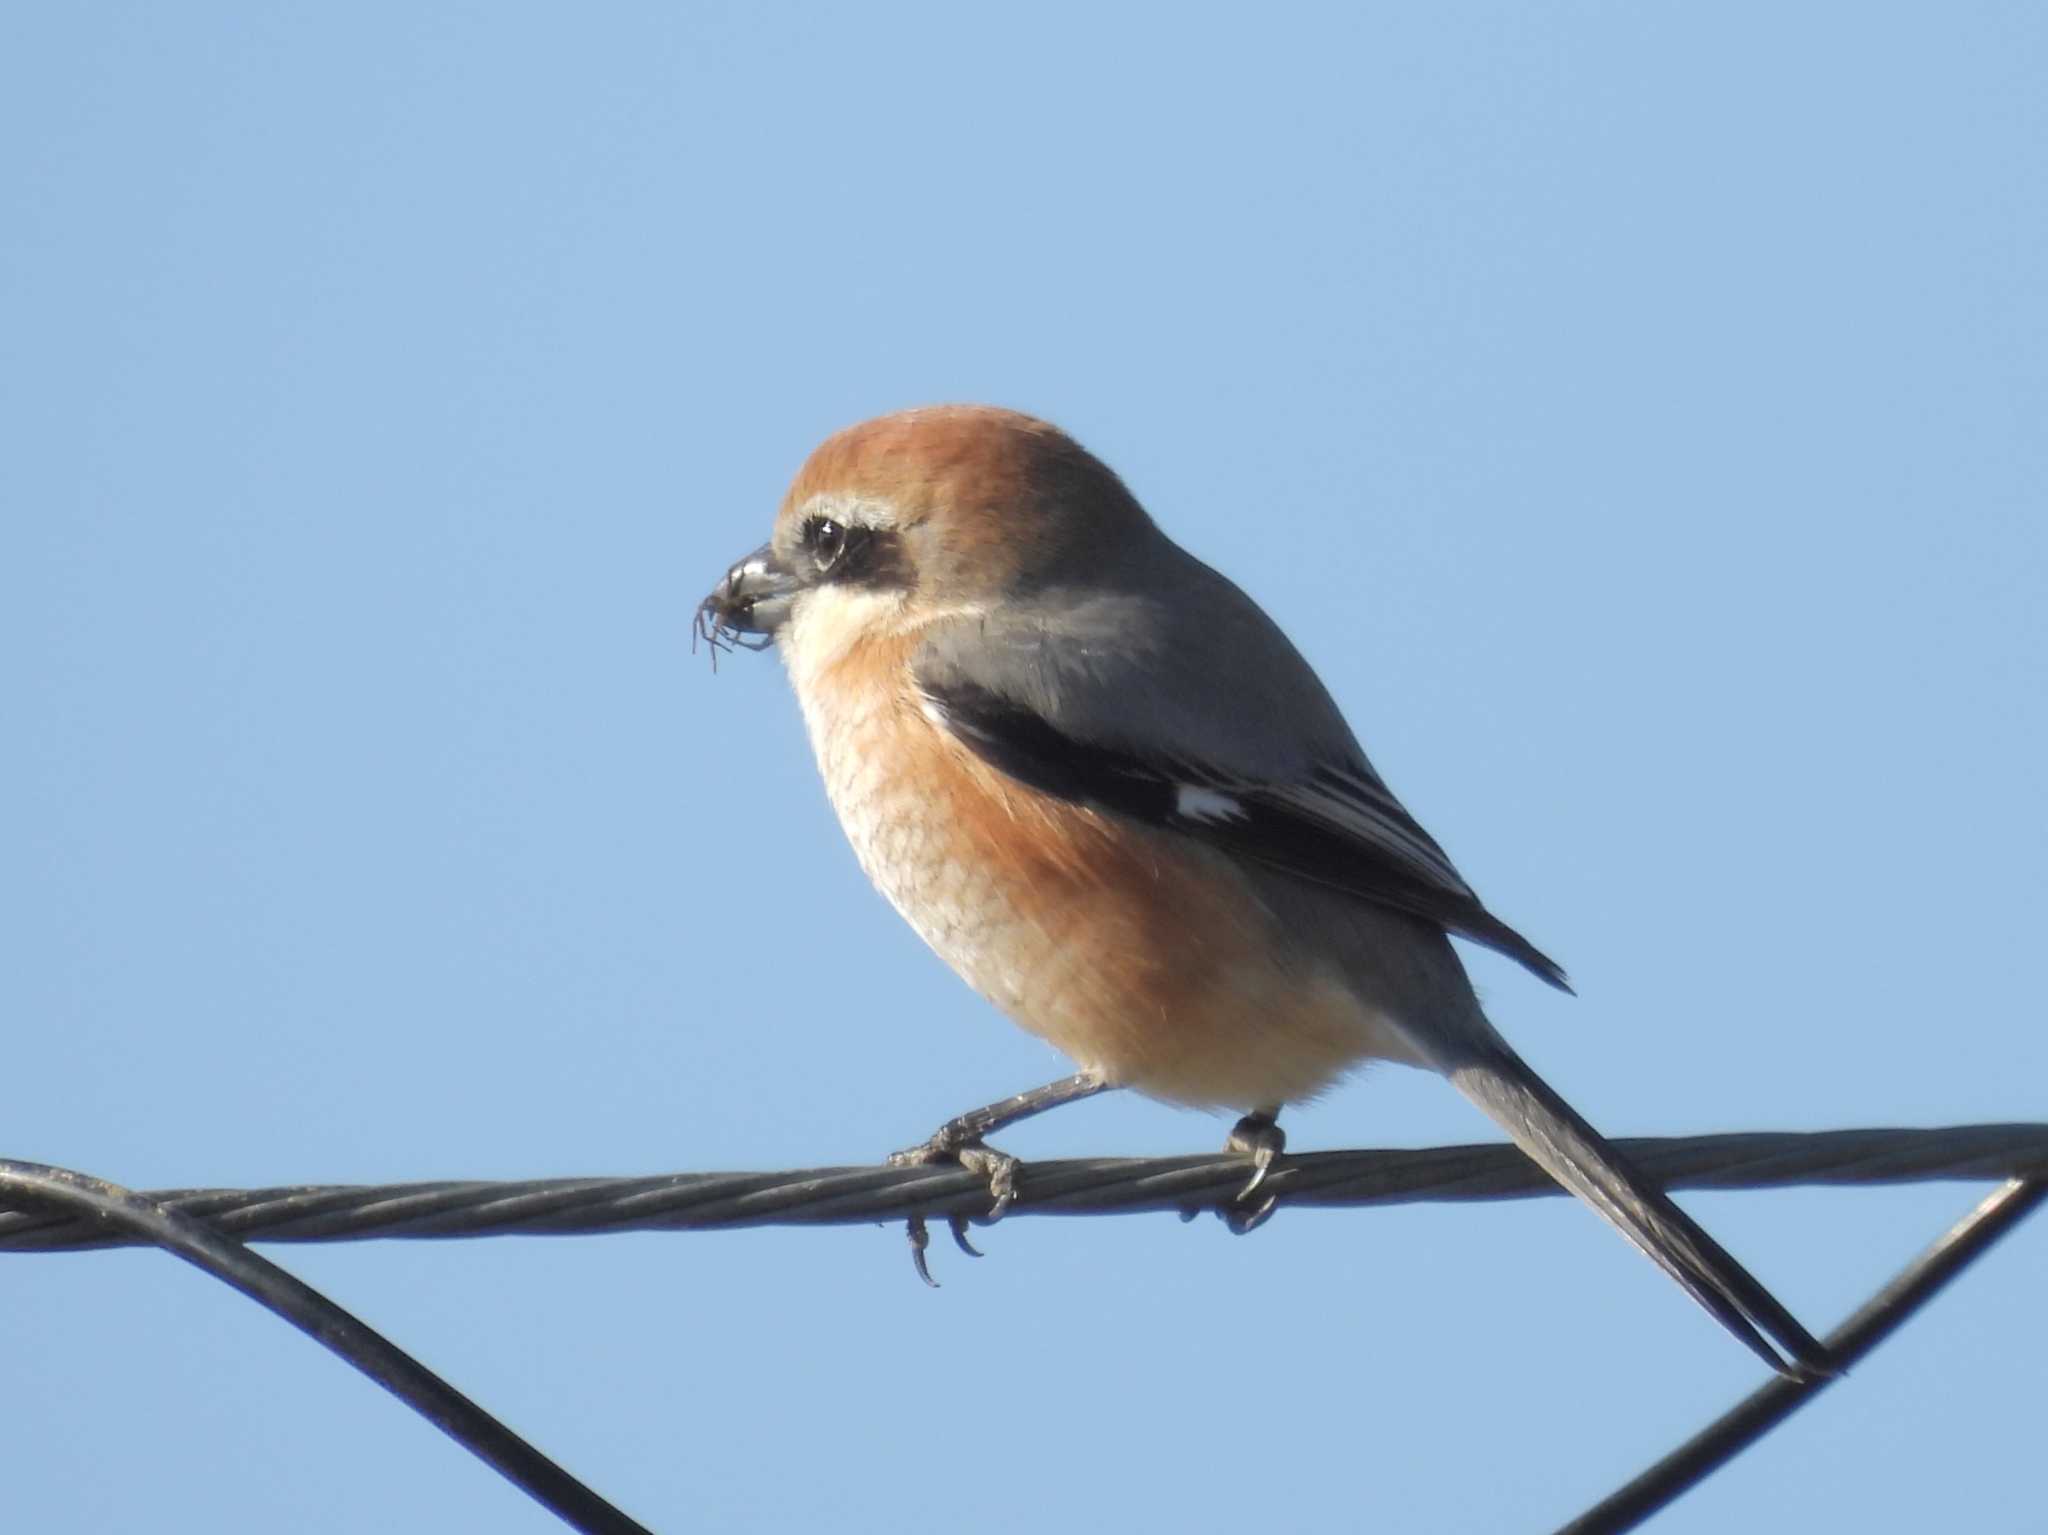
[698,405,1153,678]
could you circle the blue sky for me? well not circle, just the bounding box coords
[4,5,2043,1531]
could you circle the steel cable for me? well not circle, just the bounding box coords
[3,1124,2041,1253]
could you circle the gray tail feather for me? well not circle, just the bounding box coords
[1435,1039,1833,1379]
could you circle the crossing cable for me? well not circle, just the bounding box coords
[1559,1173,2046,1534]
[0,1159,653,1535]
[3,1124,2041,1534]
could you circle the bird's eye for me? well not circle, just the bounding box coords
[806,516,849,570]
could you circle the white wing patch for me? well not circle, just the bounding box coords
[1174,784,1248,823]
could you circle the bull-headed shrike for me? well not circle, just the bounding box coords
[700,405,1829,1379]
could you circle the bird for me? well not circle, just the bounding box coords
[698,404,1831,1379]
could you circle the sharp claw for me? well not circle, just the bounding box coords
[1224,1192,1279,1236]
[888,1134,1019,1279]
[948,1213,983,1258]
[954,1146,1019,1222]
[1223,1113,1287,1229]
[907,1215,939,1288]
[1238,1155,1273,1201]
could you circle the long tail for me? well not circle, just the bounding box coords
[1419,1034,1833,1379]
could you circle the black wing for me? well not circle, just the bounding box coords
[921,676,1571,992]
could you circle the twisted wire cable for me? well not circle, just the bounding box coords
[4,1124,2041,1253]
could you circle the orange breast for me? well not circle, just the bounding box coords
[796,635,1399,1110]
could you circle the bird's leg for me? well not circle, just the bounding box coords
[889,1071,1113,1224]
[1222,1108,1286,1234]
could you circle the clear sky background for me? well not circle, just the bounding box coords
[4,6,2043,1532]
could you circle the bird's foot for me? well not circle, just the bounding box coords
[889,1134,1021,1285]
[1221,1112,1287,1235]
[888,1134,1022,1216]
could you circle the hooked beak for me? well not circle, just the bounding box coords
[698,541,801,650]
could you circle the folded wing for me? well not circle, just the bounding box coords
[913,562,1569,992]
